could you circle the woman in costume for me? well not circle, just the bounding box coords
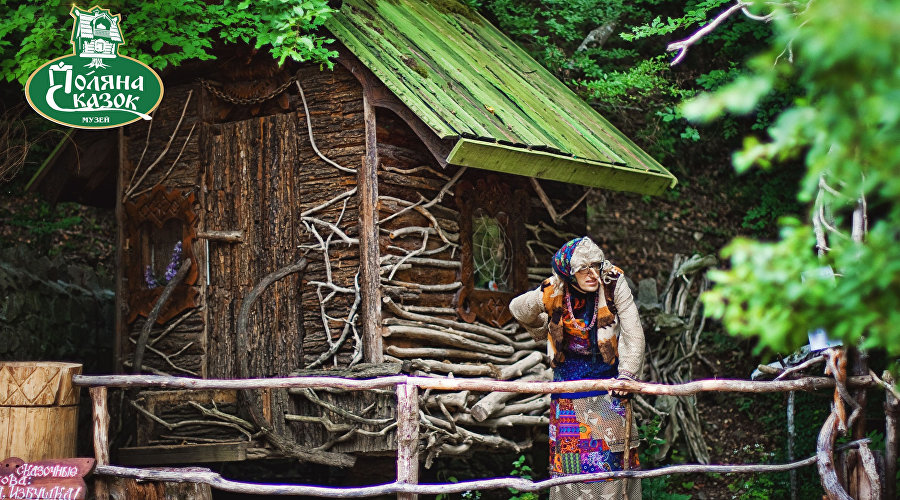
[509,236,644,499]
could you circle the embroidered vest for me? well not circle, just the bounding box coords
[540,267,621,368]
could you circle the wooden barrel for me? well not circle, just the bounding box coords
[0,361,82,461]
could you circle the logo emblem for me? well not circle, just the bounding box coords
[25,5,163,129]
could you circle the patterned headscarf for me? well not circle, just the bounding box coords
[551,237,583,284]
[549,236,609,295]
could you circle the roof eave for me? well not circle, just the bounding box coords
[446,139,677,196]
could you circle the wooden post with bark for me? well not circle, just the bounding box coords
[359,86,383,364]
[396,382,419,500]
[90,386,111,500]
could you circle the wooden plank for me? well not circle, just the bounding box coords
[360,88,383,364]
[446,139,676,195]
[117,443,248,466]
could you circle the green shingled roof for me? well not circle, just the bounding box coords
[327,0,677,195]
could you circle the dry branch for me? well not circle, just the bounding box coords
[383,279,461,292]
[124,91,193,199]
[492,395,550,418]
[132,258,192,374]
[384,325,513,357]
[470,370,552,421]
[234,259,355,468]
[667,2,747,65]
[454,414,548,428]
[297,388,392,426]
[817,411,853,500]
[383,297,515,346]
[296,81,355,174]
[385,346,514,364]
[94,439,869,497]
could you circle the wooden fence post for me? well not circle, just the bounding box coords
[396,382,419,500]
[885,373,898,500]
[90,386,110,500]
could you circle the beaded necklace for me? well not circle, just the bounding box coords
[564,287,600,332]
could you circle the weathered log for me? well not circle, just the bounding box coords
[383,279,461,292]
[387,226,459,243]
[398,305,458,315]
[492,395,551,418]
[470,370,552,422]
[289,363,404,380]
[405,359,494,377]
[498,352,545,380]
[856,442,881,500]
[379,255,461,269]
[384,318,501,345]
[424,391,472,411]
[384,325,514,357]
[383,297,516,346]
[421,414,523,452]
[455,413,548,428]
[385,346,511,364]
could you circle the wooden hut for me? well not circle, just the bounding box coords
[105,0,675,469]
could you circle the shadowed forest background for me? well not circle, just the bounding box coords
[2,0,898,498]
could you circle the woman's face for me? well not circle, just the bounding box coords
[574,264,600,292]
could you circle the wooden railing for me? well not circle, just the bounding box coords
[73,373,888,498]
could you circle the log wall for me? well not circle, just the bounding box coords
[202,64,364,378]
[120,83,204,377]
[116,55,588,459]
[374,107,587,462]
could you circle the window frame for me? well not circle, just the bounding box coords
[455,174,529,327]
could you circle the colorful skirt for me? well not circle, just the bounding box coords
[549,394,641,500]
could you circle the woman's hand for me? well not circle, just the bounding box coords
[610,376,633,399]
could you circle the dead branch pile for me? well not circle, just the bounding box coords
[638,253,717,464]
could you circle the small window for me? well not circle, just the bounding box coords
[472,211,512,292]
[455,175,528,326]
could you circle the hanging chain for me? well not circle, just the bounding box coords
[199,71,300,106]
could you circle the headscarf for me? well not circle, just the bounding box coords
[549,236,610,296]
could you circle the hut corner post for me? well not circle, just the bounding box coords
[360,86,383,363]
[885,372,898,500]
[90,386,110,500]
[396,382,419,500]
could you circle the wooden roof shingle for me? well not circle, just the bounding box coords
[327,0,677,195]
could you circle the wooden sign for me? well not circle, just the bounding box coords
[0,457,94,500]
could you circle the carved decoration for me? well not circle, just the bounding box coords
[456,175,529,327]
[123,185,199,324]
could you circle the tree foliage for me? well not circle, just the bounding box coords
[0,0,337,85]
[689,0,900,357]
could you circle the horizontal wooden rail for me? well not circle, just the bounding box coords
[94,439,869,498]
[73,374,875,394]
[74,374,408,390]
[80,373,878,499]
